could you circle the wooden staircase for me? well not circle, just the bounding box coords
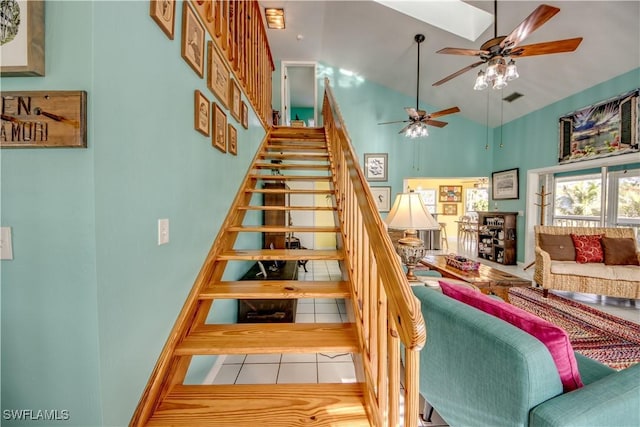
[132,82,426,426]
[132,126,373,426]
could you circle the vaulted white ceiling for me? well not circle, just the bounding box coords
[260,1,640,127]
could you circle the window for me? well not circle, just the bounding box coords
[608,170,640,226]
[553,174,602,226]
[551,168,639,232]
[465,188,488,215]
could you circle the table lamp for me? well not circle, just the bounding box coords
[385,190,440,281]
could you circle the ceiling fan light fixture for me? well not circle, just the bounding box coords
[506,59,519,81]
[404,122,429,138]
[474,70,488,91]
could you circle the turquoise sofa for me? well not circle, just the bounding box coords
[412,286,640,427]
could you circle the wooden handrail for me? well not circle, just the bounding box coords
[323,78,426,426]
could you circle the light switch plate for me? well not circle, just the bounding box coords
[158,219,169,245]
[1,227,14,260]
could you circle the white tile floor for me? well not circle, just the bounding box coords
[212,260,357,388]
[211,240,639,426]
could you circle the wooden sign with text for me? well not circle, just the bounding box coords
[1,91,87,148]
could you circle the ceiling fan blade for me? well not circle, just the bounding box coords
[378,119,409,125]
[500,4,560,49]
[429,106,461,119]
[511,38,583,57]
[433,61,484,86]
[424,119,448,128]
[436,47,489,56]
[404,107,419,119]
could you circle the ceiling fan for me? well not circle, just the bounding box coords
[378,34,460,138]
[432,2,583,88]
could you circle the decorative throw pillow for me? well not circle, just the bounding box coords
[601,237,640,266]
[439,280,583,392]
[538,234,576,261]
[570,234,604,263]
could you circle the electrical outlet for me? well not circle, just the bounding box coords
[1,227,14,260]
[158,219,169,245]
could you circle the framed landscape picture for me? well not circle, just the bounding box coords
[370,186,391,212]
[228,124,237,155]
[207,41,229,108]
[150,0,176,39]
[194,90,210,136]
[492,168,519,200]
[364,153,388,182]
[181,2,205,78]
[212,103,227,153]
[229,79,241,122]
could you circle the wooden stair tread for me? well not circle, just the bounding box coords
[147,384,368,426]
[250,174,332,181]
[237,205,336,211]
[254,163,330,170]
[260,153,329,160]
[228,225,338,233]
[247,188,334,195]
[265,145,327,151]
[200,280,350,299]
[218,249,343,261]
[176,323,357,355]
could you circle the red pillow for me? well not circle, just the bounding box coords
[439,280,583,392]
[570,234,604,263]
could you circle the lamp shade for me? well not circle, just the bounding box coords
[385,191,440,230]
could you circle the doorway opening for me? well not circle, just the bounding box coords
[281,61,317,127]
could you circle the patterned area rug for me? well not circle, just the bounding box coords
[509,287,640,370]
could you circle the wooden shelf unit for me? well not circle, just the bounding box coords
[476,211,518,265]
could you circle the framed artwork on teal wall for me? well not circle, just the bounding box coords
[181,2,205,78]
[559,89,639,164]
[492,168,519,200]
[194,90,210,137]
[371,186,391,212]
[150,0,176,40]
[364,153,388,182]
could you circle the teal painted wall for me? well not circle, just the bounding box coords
[1,2,102,425]
[291,107,314,122]
[1,1,263,426]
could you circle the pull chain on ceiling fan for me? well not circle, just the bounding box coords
[432,2,583,90]
[378,34,460,138]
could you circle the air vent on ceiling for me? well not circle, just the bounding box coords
[503,92,524,103]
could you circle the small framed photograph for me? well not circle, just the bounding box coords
[241,101,249,129]
[194,90,210,136]
[364,153,388,182]
[442,204,458,216]
[181,2,205,78]
[439,185,462,202]
[150,0,176,39]
[207,41,229,108]
[212,103,227,153]
[370,186,391,212]
[492,168,519,200]
[229,79,241,122]
[228,124,237,155]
